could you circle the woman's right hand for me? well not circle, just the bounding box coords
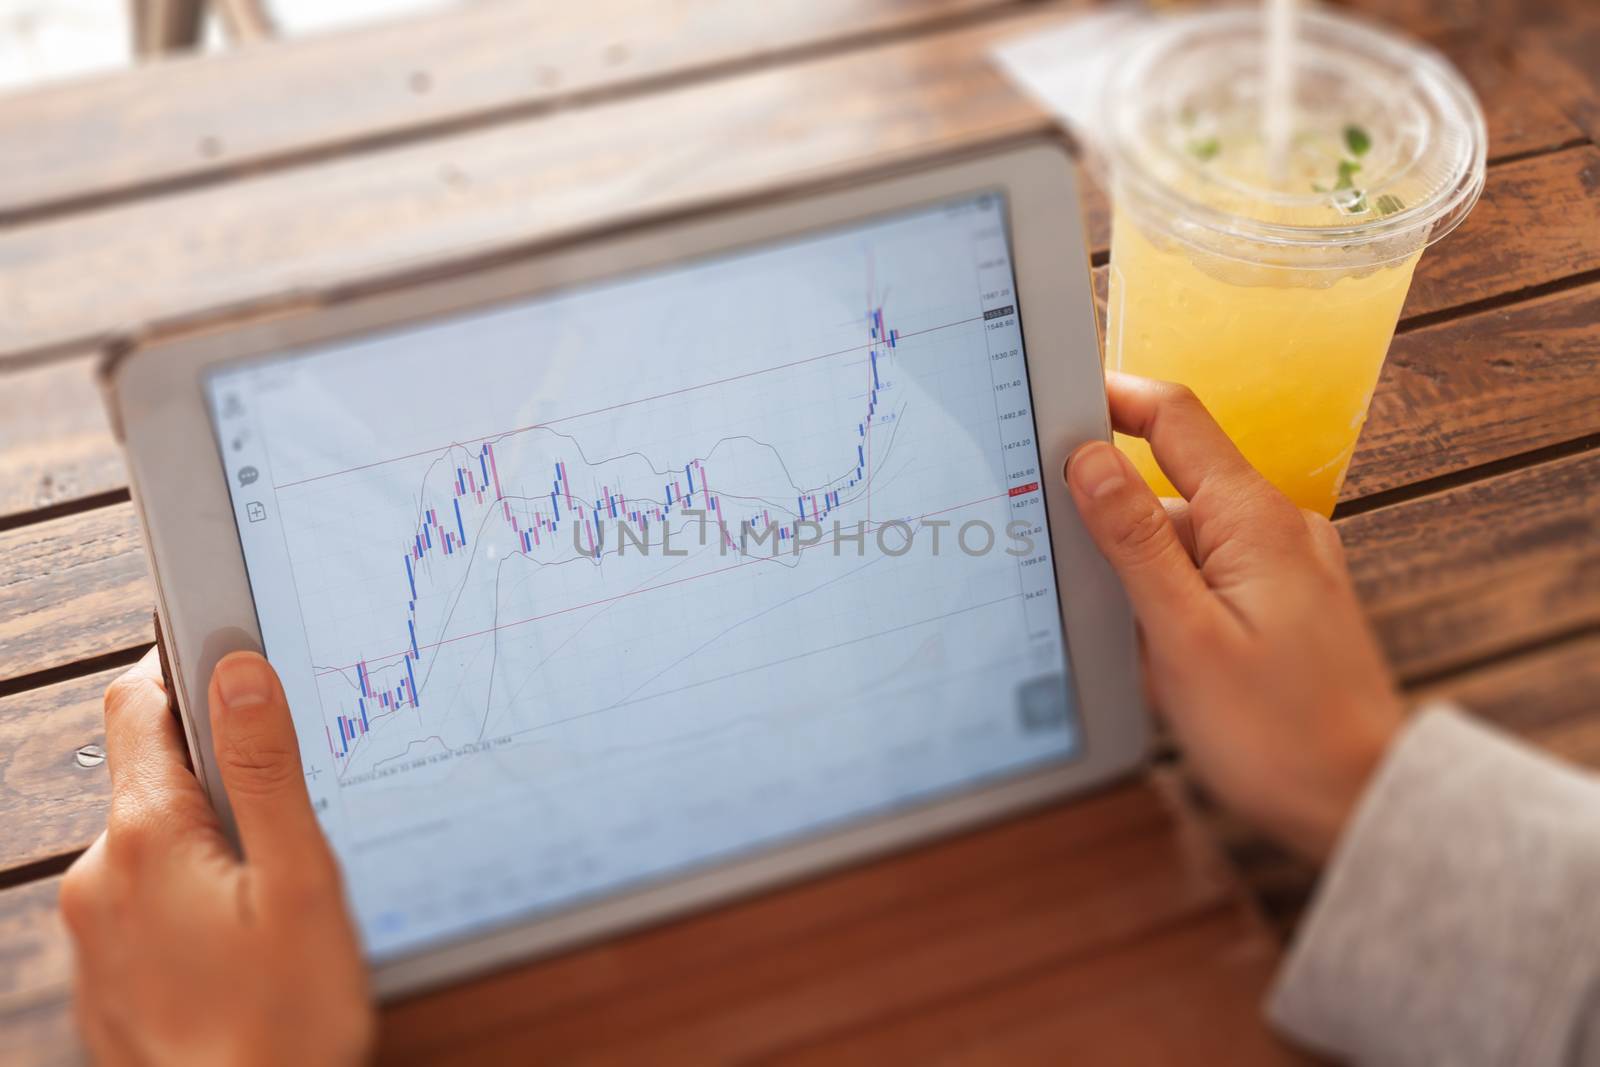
[1065,373,1405,861]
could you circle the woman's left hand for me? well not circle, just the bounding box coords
[61,648,374,1067]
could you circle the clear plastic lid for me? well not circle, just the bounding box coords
[1097,7,1487,268]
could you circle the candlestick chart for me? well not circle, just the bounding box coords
[209,194,1075,959]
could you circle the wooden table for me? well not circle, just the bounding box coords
[1,1,1595,1062]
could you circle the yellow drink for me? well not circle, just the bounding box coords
[1106,213,1420,515]
[1091,8,1486,517]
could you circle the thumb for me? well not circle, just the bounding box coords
[1065,442,1215,647]
[209,652,335,885]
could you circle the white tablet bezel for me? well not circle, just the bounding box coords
[103,137,1146,999]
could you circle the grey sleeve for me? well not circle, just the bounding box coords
[1268,704,1600,1066]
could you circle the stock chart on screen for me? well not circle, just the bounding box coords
[208,193,1077,960]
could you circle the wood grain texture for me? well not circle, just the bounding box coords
[1413,631,1600,748]
[765,907,1300,1065]
[1346,280,1600,498]
[0,7,1065,364]
[1401,145,1600,320]
[0,0,1025,222]
[0,1,1592,1063]
[0,507,152,685]
[5,14,1595,367]
[1514,15,1600,146]
[1339,449,1600,682]
[0,781,1259,1066]
[378,782,1240,1064]
[1333,0,1596,47]
[0,356,124,525]
[1437,33,1588,161]
[378,784,1177,1052]
[5,212,1597,530]
[0,669,117,872]
[0,877,70,1004]
[0,876,77,1067]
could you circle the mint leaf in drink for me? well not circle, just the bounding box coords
[1188,136,1220,162]
[1375,194,1405,216]
[1344,124,1371,157]
[1335,159,1361,190]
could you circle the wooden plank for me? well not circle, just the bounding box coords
[0,878,70,1004]
[0,877,78,1067]
[6,10,1587,369]
[765,907,1299,1065]
[0,507,151,685]
[379,782,1237,1064]
[1397,145,1600,320]
[1327,0,1482,40]
[1530,710,1600,773]
[0,7,1064,365]
[380,784,1175,1051]
[0,782,1260,1066]
[0,355,124,525]
[1333,0,1595,46]
[1436,32,1588,161]
[6,13,1593,367]
[0,991,75,1067]
[1413,631,1600,754]
[2,0,1566,231]
[0,669,117,872]
[1515,16,1600,146]
[0,0,1024,222]
[1345,280,1600,499]
[1339,449,1600,682]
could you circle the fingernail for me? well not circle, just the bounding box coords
[217,655,273,709]
[1070,443,1127,500]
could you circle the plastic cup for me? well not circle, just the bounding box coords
[1098,8,1486,515]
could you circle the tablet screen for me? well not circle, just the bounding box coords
[206,192,1078,962]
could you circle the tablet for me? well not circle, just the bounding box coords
[103,138,1146,997]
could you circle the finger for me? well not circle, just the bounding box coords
[1301,509,1347,571]
[103,649,190,794]
[1162,497,1198,561]
[102,650,216,852]
[208,653,337,889]
[59,832,109,942]
[1065,442,1218,648]
[1104,374,1302,542]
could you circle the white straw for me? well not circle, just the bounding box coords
[1264,0,1296,184]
